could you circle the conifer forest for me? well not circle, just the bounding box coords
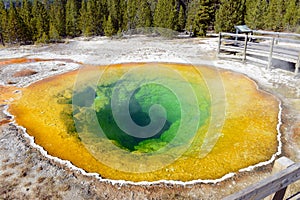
[0,0,299,44]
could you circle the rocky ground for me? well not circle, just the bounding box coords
[0,36,299,199]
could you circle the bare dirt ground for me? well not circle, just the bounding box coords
[0,36,299,199]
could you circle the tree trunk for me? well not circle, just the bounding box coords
[0,32,4,46]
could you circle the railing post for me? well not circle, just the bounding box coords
[272,188,287,200]
[267,37,275,70]
[276,33,279,44]
[217,32,222,55]
[235,29,238,45]
[295,52,300,74]
[243,34,248,62]
[266,157,295,200]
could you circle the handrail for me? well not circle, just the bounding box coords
[253,30,300,38]
[223,162,300,200]
[221,32,273,40]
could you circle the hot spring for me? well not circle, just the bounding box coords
[7,62,280,182]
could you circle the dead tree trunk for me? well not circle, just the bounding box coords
[0,30,5,46]
[0,32,5,46]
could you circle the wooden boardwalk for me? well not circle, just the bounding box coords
[215,32,300,74]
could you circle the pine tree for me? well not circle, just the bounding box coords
[49,22,60,42]
[177,5,185,31]
[107,0,121,34]
[283,0,299,31]
[0,0,6,45]
[215,0,246,32]
[31,0,38,40]
[31,0,49,42]
[19,0,33,42]
[126,0,137,30]
[186,0,214,36]
[20,0,32,27]
[15,0,21,12]
[136,0,152,28]
[194,1,211,36]
[95,0,106,35]
[79,0,86,35]
[66,0,79,37]
[266,0,285,31]
[7,0,27,43]
[84,0,97,36]
[20,0,32,28]
[153,0,177,29]
[49,0,66,37]
[119,0,128,32]
[104,14,114,36]
[38,31,49,43]
[245,0,267,30]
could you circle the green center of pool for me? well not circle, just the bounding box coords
[66,75,210,153]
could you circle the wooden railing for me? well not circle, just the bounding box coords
[224,158,300,200]
[252,30,300,40]
[216,32,300,74]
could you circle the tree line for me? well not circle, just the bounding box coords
[0,0,299,45]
